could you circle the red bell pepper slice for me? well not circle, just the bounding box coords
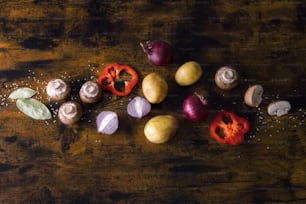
[98,63,138,96]
[210,111,250,146]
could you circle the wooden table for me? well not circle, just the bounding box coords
[1,1,306,203]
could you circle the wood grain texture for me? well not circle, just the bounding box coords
[0,0,306,203]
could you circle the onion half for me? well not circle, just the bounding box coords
[96,111,119,135]
[127,96,151,119]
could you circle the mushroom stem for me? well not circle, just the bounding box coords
[220,69,236,83]
[62,103,77,119]
[58,101,82,125]
[53,80,62,89]
[84,83,99,97]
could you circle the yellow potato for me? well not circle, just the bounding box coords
[175,61,202,86]
[142,73,168,104]
[144,115,178,144]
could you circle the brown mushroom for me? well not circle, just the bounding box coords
[46,79,71,101]
[244,84,264,107]
[214,66,239,90]
[58,101,82,125]
[79,81,102,104]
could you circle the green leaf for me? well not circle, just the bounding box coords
[8,87,36,99]
[16,98,52,120]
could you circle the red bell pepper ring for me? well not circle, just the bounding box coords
[98,63,138,96]
[210,111,250,146]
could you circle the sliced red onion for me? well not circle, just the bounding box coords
[96,111,119,135]
[127,96,151,119]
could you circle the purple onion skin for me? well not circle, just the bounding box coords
[183,94,209,122]
[140,41,174,66]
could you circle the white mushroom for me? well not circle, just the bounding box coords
[267,100,291,117]
[244,84,264,107]
[79,81,102,103]
[58,101,82,125]
[46,79,71,101]
[214,66,239,90]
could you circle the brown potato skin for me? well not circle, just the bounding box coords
[142,73,168,104]
[144,115,178,144]
[175,61,202,86]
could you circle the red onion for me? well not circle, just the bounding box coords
[127,96,151,119]
[96,111,119,135]
[140,40,174,66]
[183,94,209,122]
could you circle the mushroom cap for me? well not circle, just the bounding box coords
[58,101,82,125]
[79,81,102,104]
[244,84,264,107]
[267,100,291,117]
[46,79,71,101]
[214,66,239,90]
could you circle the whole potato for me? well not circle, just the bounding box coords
[144,115,178,144]
[142,73,168,104]
[175,61,202,86]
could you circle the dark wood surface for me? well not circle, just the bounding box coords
[1,1,306,203]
